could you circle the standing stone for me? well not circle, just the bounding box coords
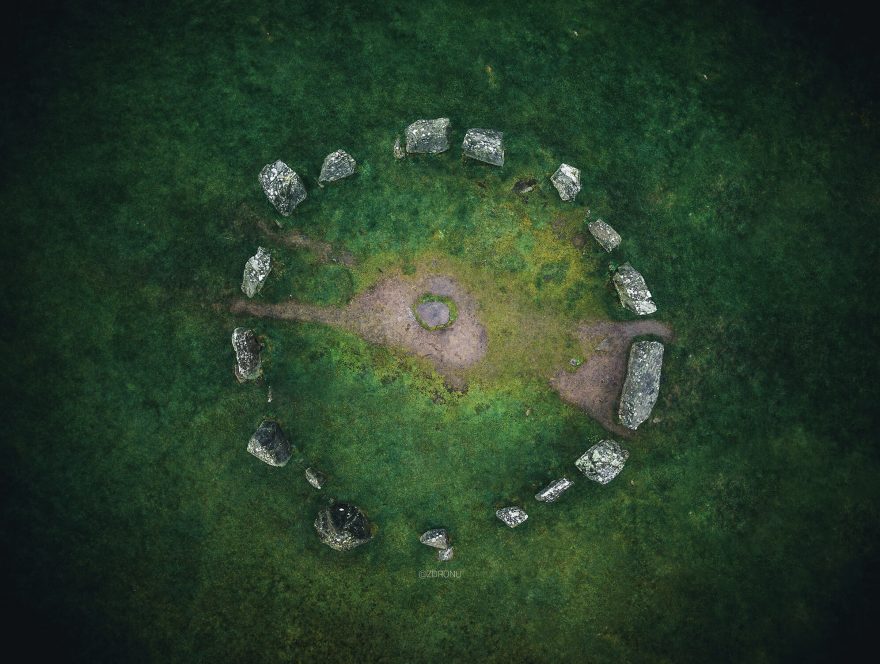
[259,160,307,216]
[618,340,664,430]
[231,327,262,382]
[438,547,454,561]
[462,128,505,166]
[587,219,621,252]
[393,135,406,159]
[405,118,451,154]
[247,420,293,467]
[496,506,528,528]
[535,477,574,503]
[612,262,657,315]
[241,247,272,298]
[575,440,629,484]
[420,528,450,549]
[551,163,581,201]
[305,467,326,489]
[314,502,373,551]
[319,150,356,183]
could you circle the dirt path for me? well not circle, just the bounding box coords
[550,320,674,437]
[231,273,488,387]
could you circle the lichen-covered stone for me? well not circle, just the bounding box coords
[305,467,326,489]
[535,477,573,503]
[551,163,581,201]
[588,219,621,252]
[241,247,272,298]
[259,160,306,216]
[462,128,505,166]
[420,528,449,549]
[619,340,664,430]
[405,118,451,154]
[393,135,405,159]
[315,502,373,551]
[575,440,629,484]
[496,506,528,528]
[247,420,292,467]
[438,547,454,561]
[319,150,356,183]
[232,327,262,382]
[612,262,657,315]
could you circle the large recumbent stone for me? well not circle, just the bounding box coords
[247,420,293,467]
[618,340,664,430]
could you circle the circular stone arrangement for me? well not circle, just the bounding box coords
[230,117,669,557]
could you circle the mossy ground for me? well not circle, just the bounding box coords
[2,1,879,662]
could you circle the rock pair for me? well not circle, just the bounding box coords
[259,151,356,216]
[400,118,505,167]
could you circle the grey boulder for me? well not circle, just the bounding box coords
[241,247,272,298]
[319,149,356,183]
[232,327,262,382]
[496,506,528,528]
[259,160,307,216]
[420,528,449,549]
[438,547,454,561]
[315,502,373,551]
[405,118,451,154]
[588,219,621,252]
[619,340,664,430]
[551,163,581,201]
[247,420,293,467]
[462,128,505,166]
[535,477,574,503]
[305,467,326,489]
[612,262,657,315]
[575,440,629,484]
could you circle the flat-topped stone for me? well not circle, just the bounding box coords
[612,262,657,315]
[535,477,574,503]
[416,300,450,328]
[420,528,450,549]
[241,247,272,298]
[406,118,451,154]
[315,502,373,551]
[232,327,262,382]
[588,219,621,252]
[575,440,629,484]
[462,128,505,166]
[259,160,306,215]
[551,163,581,201]
[247,420,293,467]
[319,149,356,182]
[496,506,528,528]
[619,340,664,430]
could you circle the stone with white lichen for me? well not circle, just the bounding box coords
[319,149,356,183]
[575,440,629,484]
[247,420,293,467]
[232,327,262,382]
[462,128,505,166]
[259,160,306,216]
[405,118,451,154]
[305,467,326,489]
[588,219,621,252]
[393,135,405,159]
[420,528,450,549]
[496,506,528,528]
[612,262,657,315]
[618,340,664,430]
[535,477,574,503]
[314,502,373,551]
[241,247,272,298]
[438,547,454,561]
[551,163,581,201]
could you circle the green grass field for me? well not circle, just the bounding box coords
[2,1,879,661]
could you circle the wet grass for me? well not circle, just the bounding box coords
[2,0,879,662]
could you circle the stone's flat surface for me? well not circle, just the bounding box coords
[551,163,581,201]
[393,135,405,159]
[416,300,450,328]
[619,340,664,430]
[612,262,657,315]
[259,160,306,216]
[535,477,574,503]
[315,502,372,551]
[319,149,356,182]
[588,219,621,252]
[438,547,454,561]
[496,506,528,528]
[247,420,293,467]
[305,467,326,489]
[576,440,629,484]
[241,247,272,298]
[420,528,450,549]
[462,128,504,166]
[513,178,538,194]
[405,118,451,154]
[232,327,262,382]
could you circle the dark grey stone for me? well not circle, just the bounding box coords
[319,150,356,183]
[259,160,306,216]
[575,440,629,484]
[405,118,451,154]
[247,420,293,467]
[462,128,505,166]
[513,178,538,194]
[619,340,664,430]
[305,467,326,489]
[315,502,373,551]
[232,327,262,383]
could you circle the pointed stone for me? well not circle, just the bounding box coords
[535,477,574,503]
[319,150,356,183]
[247,420,293,467]
[232,327,262,382]
[575,440,629,484]
[619,340,664,430]
[241,247,272,298]
[551,163,580,201]
[612,262,657,315]
[259,160,306,215]
[496,506,528,528]
[420,528,450,549]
